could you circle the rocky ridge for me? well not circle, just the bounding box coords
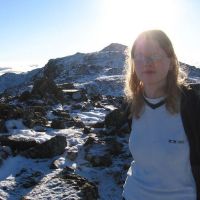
[0,43,199,200]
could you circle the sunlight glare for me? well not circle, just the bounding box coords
[101,0,179,46]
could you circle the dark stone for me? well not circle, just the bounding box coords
[84,137,96,146]
[23,117,48,129]
[59,170,99,200]
[66,149,78,161]
[57,83,75,90]
[49,159,60,169]
[85,153,112,167]
[104,108,127,129]
[19,91,31,101]
[31,77,64,103]
[0,103,23,120]
[0,135,38,152]
[20,135,67,159]
[43,59,64,80]
[52,110,70,118]
[83,126,91,134]
[106,138,123,155]
[20,171,43,189]
[91,121,104,128]
[90,94,102,102]
[0,119,8,133]
[22,107,48,128]
[51,119,66,129]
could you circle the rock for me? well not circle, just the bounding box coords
[0,135,38,153]
[43,59,64,80]
[71,117,85,128]
[62,89,87,102]
[52,110,70,118]
[0,158,3,167]
[61,166,75,174]
[72,91,82,100]
[104,108,127,129]
[0,146,12,159]
[66,149,78,161]
[106,137,123,155]
[90,94,102,102]
[22,107,48,128]
[28,106,47,116]
[16,169,43,189]
[23,116,48,129]
[31,77,64,103]
[51,118,66,129]
[57,83,75,90]
[85,153,112,167]
[50,159,62,169]
[112,171,124,185]
[20,135,67,159]
[0,146,12,167]
[19,91,31,101]
[71,103,82,110]
[0,119,8,133]
[91,121,104,128]
[23,168,99,200]
[0,103,23,120]
[59,170,99,200]
[83,126,91,134]
[84,137,96,146]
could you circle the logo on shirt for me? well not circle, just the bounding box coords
[168,139,185,144]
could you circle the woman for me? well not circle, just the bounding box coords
[122,30,200,200]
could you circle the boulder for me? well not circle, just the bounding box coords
[0,119,8,133]
[59,169,99,200]
[0,103,23,120]
[51,119,66,129]
[0,135,38,153]
[31,77,64,103]
[104,108,127,129]
[20,135,67,159]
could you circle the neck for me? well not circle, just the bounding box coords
[143,84,166,99]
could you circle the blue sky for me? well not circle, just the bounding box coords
[0,0,200,72]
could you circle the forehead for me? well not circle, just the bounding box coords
[134,36,165,55]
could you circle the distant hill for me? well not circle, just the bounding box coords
[0,43,200,96]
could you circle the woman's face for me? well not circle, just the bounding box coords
[133,37,171,88]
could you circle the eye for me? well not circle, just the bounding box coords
[151,55,163,61]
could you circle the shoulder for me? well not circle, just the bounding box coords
[180,83,200,98]
[180,83,200,109]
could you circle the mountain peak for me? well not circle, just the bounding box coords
[100,43,127,52]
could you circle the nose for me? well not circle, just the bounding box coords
[143,58,154,66]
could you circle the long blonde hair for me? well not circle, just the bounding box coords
[124,30,187,119]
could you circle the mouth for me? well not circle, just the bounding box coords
[143,70,155,74]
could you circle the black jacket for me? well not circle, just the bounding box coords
[180,84,200,199]
[123,84,200,199]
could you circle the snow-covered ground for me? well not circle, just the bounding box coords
[0,43,199,200]
[0,100,130,200]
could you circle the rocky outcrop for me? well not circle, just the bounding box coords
[0,119,8,133]
[104,108,127,129]
[20,135,67,159]
[0,103,23,120]
[21,168,99,200]
[0,135,38,152]
[59,168,99,200]
[31,77,64,103]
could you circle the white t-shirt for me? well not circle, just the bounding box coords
[122,96,196,200]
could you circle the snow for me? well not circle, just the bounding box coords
[71,107,107,125]
[0,102,128,199]
[0,43,199,200]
